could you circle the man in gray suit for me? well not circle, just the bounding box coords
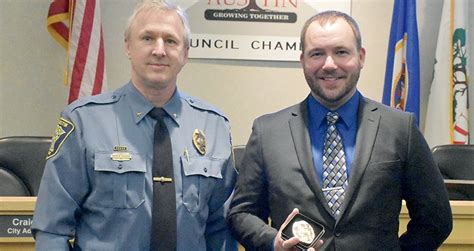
[228,11,452,250]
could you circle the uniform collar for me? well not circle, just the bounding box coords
[119,82,182,126]
[161,89,182,126]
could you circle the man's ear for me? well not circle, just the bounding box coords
[125,39,131,59]
[183,46,189,64]
[299,52,305,67]
[359,47,366,68]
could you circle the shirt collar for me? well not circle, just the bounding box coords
[120,82,182,126]
[161,89,182,126]
[307,90,360,129]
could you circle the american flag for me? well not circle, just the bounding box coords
[47,0,107,104]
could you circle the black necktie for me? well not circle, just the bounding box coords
[149,108,176,251]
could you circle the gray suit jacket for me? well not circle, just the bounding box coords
[228,96,452,250]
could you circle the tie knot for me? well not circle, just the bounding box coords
[149,108,167,121]
[326,112,339,125]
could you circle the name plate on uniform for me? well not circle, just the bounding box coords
[111,152,132,161]
[0,215,33,237]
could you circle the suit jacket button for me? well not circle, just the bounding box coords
[334,231,341,237]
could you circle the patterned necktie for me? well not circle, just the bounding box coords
[322,112,348,218]
[149,108,176,251]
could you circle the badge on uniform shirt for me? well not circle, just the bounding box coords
[192,129,206,155]
[111,146,132,161]
[46,117,75,160]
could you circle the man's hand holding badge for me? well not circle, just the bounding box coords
[274,208,325,251]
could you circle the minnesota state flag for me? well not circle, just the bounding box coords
[425,0,470,146]
[382,0,420,124]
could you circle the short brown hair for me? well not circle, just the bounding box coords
[300,10,362,52]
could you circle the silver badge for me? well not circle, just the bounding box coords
[292,220,315,244]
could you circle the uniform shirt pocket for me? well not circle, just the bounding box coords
[93,151,147,209]
[181,155,224,213]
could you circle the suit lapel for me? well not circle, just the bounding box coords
[337,98,380,222]
[288,100,333,214]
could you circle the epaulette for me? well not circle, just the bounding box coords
[182,94,229,121]
[65,91,121,113]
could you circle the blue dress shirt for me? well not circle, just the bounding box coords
[307,91,360,184]
[32,82,237,251]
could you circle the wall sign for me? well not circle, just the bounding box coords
[176,0,351,61]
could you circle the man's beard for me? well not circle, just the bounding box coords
[306,69,361,104]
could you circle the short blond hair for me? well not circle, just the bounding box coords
[124,0,191,48]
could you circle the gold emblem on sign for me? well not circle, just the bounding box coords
[192,129,206,155]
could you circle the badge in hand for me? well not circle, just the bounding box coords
[281,212,325,250]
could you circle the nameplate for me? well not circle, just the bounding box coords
[0,215,33,237]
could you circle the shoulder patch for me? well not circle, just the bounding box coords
[47,117,75,160]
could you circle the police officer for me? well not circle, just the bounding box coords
[32,1,237,250]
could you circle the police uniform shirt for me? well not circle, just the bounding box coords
[32,82,238,251]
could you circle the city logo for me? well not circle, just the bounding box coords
[204,0,298,23]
